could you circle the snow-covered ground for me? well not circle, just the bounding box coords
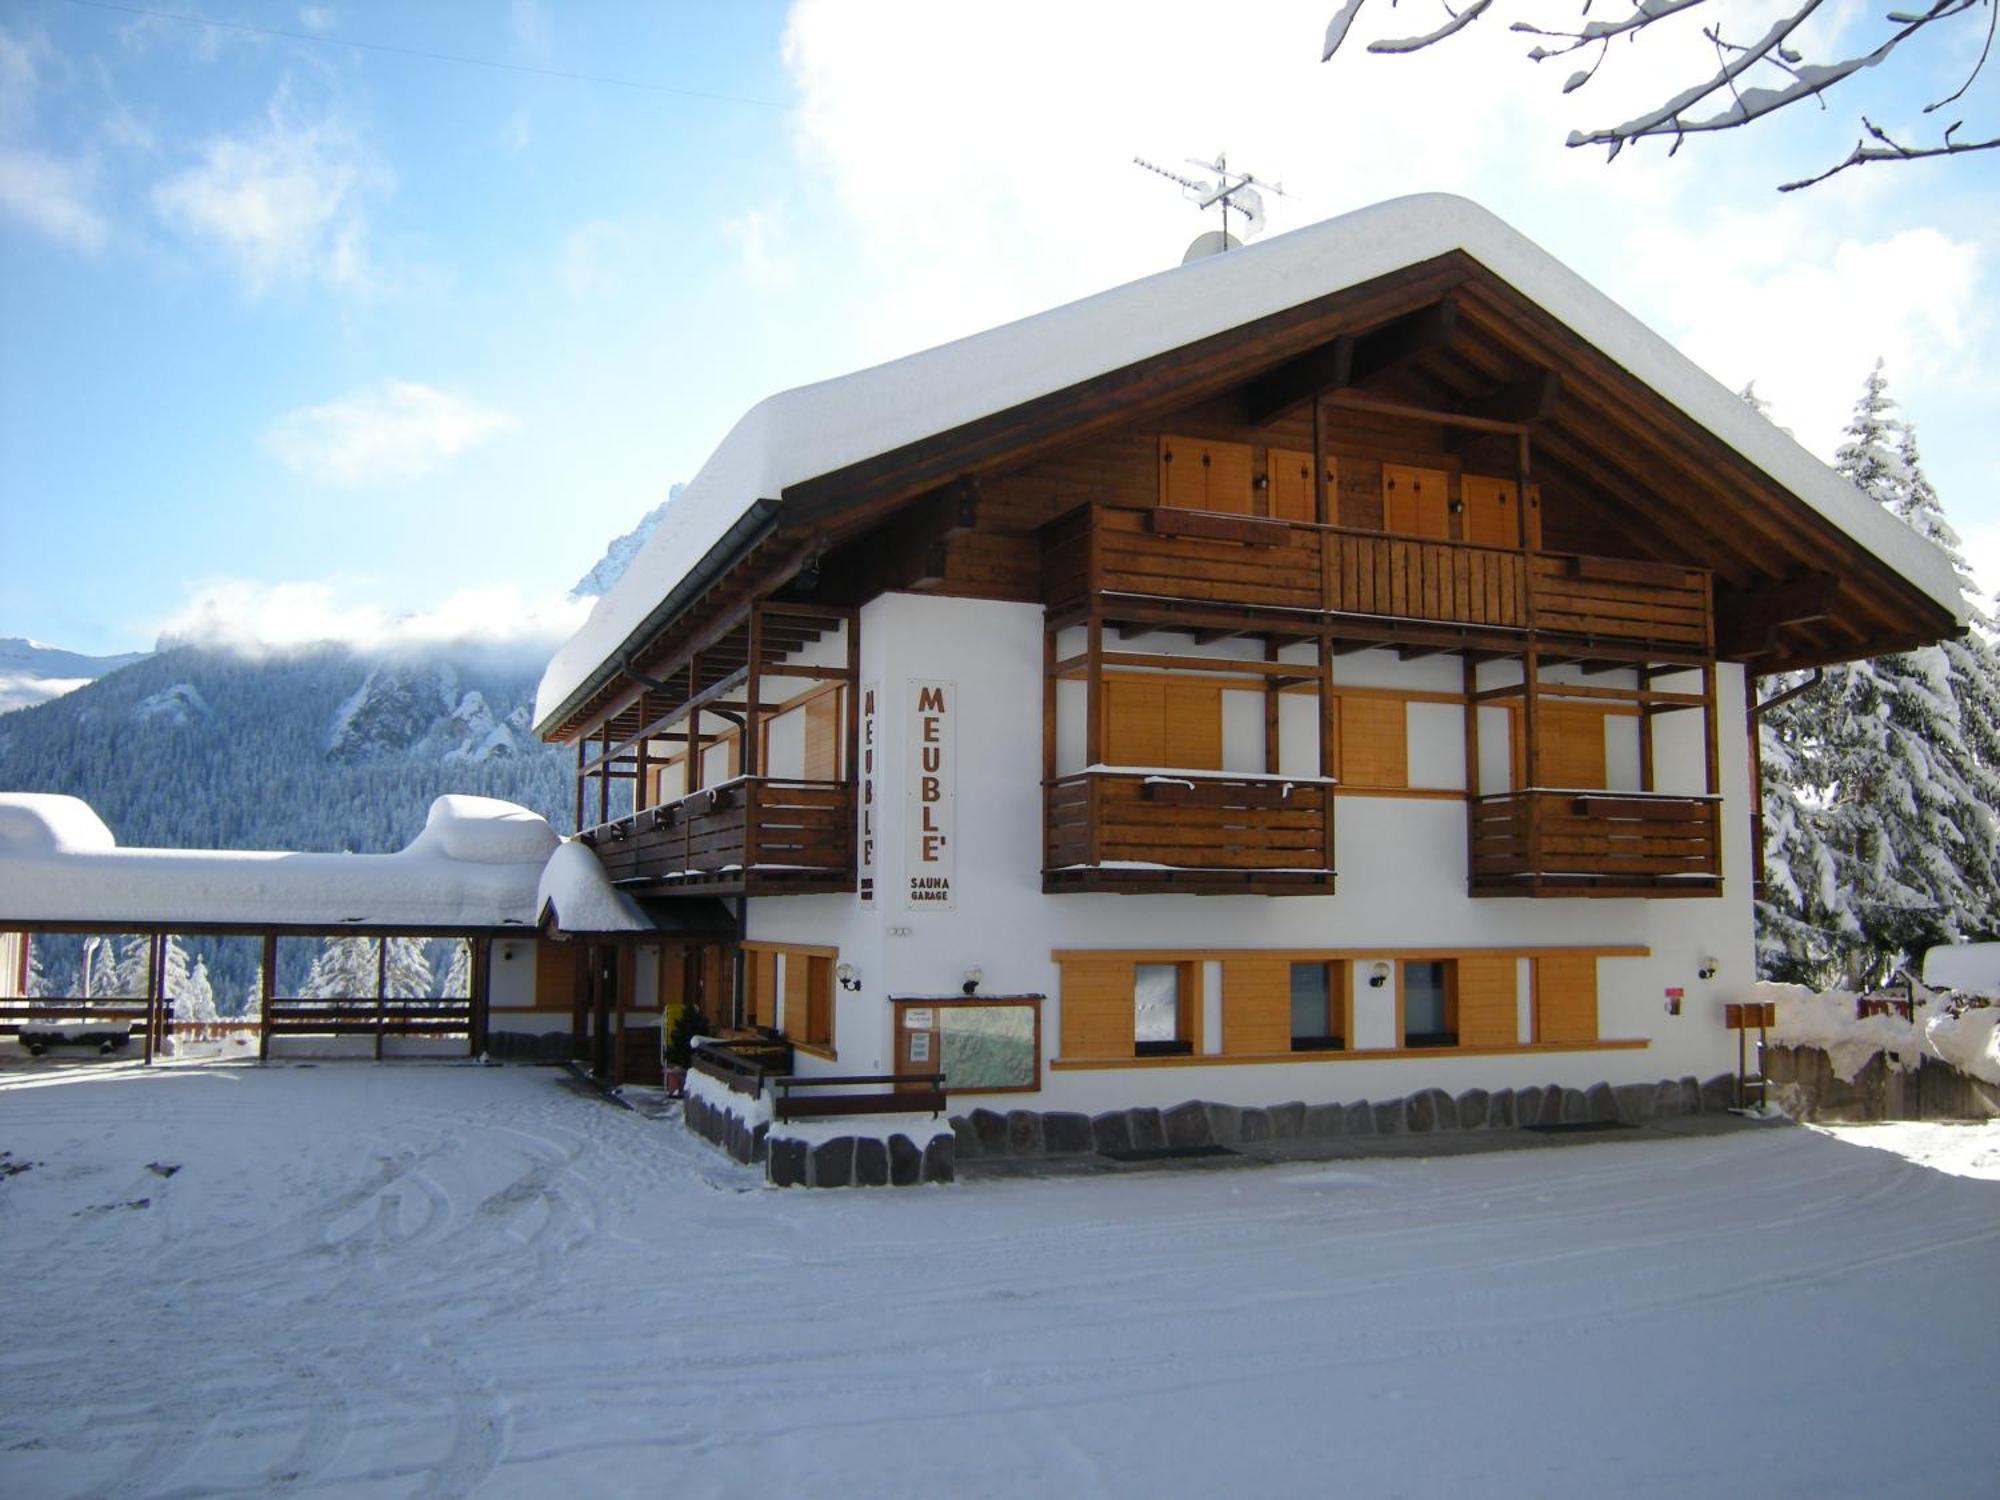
[1,1064,1993,1498]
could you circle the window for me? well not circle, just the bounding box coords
[1289,961,1345,1051]
[1402,960,1458,1048]
[742,941,837,1054]
[1159,435,1254,514]
[1133,963,1191,1056]
[1381,464,1451,539]
[1102,676,1222,770]
[1334,695,1408,789]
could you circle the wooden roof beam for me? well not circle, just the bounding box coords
[1461,368,1562,425]
[1245,298,1460,429]
[1715,572,1840,661]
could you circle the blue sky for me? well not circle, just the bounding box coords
[2,1,1995,658]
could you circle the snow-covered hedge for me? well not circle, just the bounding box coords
[1761,980,2000,1087]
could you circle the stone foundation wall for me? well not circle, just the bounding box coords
[953,1074,1741,1162]
[766,1131,955,1189]
[486,1030,573,1063]
[684,1088,769,1165]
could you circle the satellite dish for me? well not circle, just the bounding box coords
[1183,229,1243,263]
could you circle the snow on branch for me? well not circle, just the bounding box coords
[1321,0,1999,189]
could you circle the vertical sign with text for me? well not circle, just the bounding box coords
[858,680,878,905]
[905,679,954,909]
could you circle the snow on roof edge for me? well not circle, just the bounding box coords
[536,194,1968,728]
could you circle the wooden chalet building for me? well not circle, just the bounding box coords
[535,195,1965,1121]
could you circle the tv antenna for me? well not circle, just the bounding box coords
[1133,151,1286,260]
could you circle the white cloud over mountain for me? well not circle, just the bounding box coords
[157,577,590,657]
[264,380,516,486]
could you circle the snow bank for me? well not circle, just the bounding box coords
[1922,941,2000,997]
[535,192,1967,730]
[1926,1008,2000,1088]
[533,840,651,933]
[1762,980,1920,1082]
[685,1064,772,1129]
[0,792,554,930]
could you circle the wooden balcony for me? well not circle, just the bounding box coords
[1044,769,1335,896]
[1468,791,1722,898]
[579,776,855,897]
[1043,504,1711,654]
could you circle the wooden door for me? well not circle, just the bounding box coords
[1266,448,1317,523]
[1381,464,1450,539]
[1461,475,1520,548]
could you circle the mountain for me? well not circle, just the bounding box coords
[0,637,151,713]
[571,483,681,597]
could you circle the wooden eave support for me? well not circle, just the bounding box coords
[1461,368,1562,425]
[1714,571,1840,660]
[1245,297,1463,429]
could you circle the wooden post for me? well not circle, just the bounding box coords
[142,933,161,1065]
[1701,661,1721,797]
[744,602,764,778]
[1043,625,1058,878]
[1745,670,1766,894]
[844,610,861,784]
[597,725,611,827]
[687,652,705,796]
[258,931,276,1063]
[1264,635,1281,775]
[573,739,586,831]
[1319,632,1337,875]
[635,731,651,815]
[1522,648,1542,884]
[469,937,491,1059]
[1462,652,1481,888]
[374,936,388,1062]
[1085,613,1105,869]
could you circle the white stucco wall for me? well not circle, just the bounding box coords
[748,594,1753,1109]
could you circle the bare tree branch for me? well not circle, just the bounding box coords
[1321,0,1996,189]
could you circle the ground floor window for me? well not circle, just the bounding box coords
[1402,960,1458,1048]
[1134,962,1192,1056]
[1290,961,1345,1051]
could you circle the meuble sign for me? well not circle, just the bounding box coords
[859,681,879,906]
[905,678,954,909]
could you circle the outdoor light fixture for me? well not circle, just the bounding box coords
[1698,957,1719,981]
[836,962,861,992]
[1368,961,1391,989]
[500,944,515,963]
[962,966,984,996]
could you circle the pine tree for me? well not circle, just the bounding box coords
[176,955,219,1026]
[1756,364,2000,986]
[383,937,433,1000]
[24,938,46,998]
[301,936,381,999]
[441,941,471,999]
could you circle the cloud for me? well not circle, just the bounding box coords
[156,577,590,657]
[151,98,387,294]
[298,6,337,33]
[723,206,796,292]
[0,145,107,251]
[264,380,516,485]
[556,219,632,299]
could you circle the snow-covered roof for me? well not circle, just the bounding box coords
[0,793,558,930]
[1924,942,2000,996]
[536,192,1968,731]
[534,840,653,935]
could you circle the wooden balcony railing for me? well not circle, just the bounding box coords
[1468,790,1722,898]
[1044,769,1335,895]
[1043,504,1711,653]
[579,776,855,895]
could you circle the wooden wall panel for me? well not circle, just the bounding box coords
[804,689,841,780]
[1102,676,1221,769]
[1336,695,1408,788]
[1456,956,1518,1047]
[1222,956,1291,1055]
[1060,958,1135,1058]
[534,941,578,1012]
[1540,701,1610,790]
[783,953,809,1038]
[748,948,778,1029]
[1163,682,1223,770]
[1535,955,1599,1043]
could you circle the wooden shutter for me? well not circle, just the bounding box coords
[1266,448,1317,522]
[783,952,809,1039]
[1381,464,1450,539]
[1059,957,1136,1058]
[1103,677,1166,765]
[1336,695,1408,788]
[1163,681,1223,771]
[1158,435,1253,514]
[1222,956,1291,1055]
[1540,702,1609,789]
[748,948,778,1028]
[1103,677,1221,769]
[1456,956,1518,1047]
[1535,955,1599,1043]
[804,690,841,780]
[1461,475,1519,548]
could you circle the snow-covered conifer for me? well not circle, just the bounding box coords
[383,937,433,1000]
[441,941,471,999]
[301,936,382,999]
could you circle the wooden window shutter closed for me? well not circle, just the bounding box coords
[1382,464,1451,540]
[1539,701,1609,790]
[1460,475,1519,548]
[1163,681,1223,771]
[1158,435,1254,514]
[1336,695,1408,788]
[1103,678,1221,770]
[1060,958,1136,1058]
[534,942,578,1012]
[1266,448,1317,523]
[749,949,778,1028]
[804,690,841,780]
[1535,955,1598,1043]
[1221,957,1291,1055]
[1455,956,1518,1047]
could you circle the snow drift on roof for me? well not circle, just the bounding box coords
[534,839,653,935]
[535,193,1969,733]
[1924,941,2000,996]
[0,793,555,930]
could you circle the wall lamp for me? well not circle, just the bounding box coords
[1697,957,1719,981]
[1367,961,1392,989]
[963,966,984,996]
[836,962,862,992]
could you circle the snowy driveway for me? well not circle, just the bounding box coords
[0,1064,1993,1499]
